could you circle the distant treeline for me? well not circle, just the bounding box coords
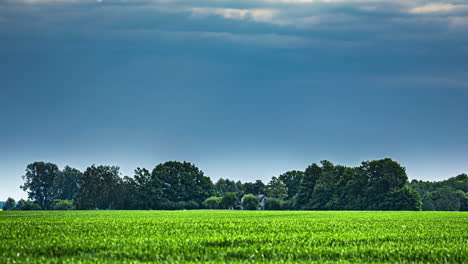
[2,159,467,211]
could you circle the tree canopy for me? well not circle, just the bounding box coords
[13,159,466,211]
[21,162,60,210]
[153,161,215,203]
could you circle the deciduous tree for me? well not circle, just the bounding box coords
[21,162,60,210]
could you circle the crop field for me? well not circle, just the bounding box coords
[0,211,467,263]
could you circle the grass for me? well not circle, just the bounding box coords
[0,210,467,263]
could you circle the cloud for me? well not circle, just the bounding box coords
[2,0,467,51]
[190,7,278,24]
[409,4,468,14]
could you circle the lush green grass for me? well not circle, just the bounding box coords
[0,211,467,263]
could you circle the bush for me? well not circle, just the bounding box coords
[157,200,200,210]
[264,198,282,210]
[241,194,259,210]
[220,192,238,209]
[3,197,16,211]
[184,201,200,210]
[280,200,293,210]
[15,199,41,211]
[176,201,187,210]
[203,197,221,209]
[51,200,75,210]
[158,200,177,210]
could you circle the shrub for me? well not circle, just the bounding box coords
[280,200,293,210]
[184,201,200,210]
[241,194,259,210]
[3,197,16,211]
[158,200,177,210]
[264,198,282,210]
[220,192,238,209]
[51,200,75,210]
[15,199,41,211]
[203,197,221,209]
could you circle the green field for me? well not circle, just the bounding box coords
[0,211,467,263]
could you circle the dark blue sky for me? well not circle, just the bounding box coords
[1,0,468,200]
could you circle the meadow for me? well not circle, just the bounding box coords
[0,211,467,263]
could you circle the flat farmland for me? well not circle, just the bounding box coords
[0,211,466,263]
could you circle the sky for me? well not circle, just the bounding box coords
[1,0,468,200]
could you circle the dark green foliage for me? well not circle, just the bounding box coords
[21,162,60,210]
[278,170,304,199]
[51,199,75,210]
[422,187,463,211]
[152,161,214,203]
[215,179,239,195]
[410,174,467,211]
[14,159,464,211]
[264,198,281,210]
[293,158,421,211]
[265,177,288,200]
[125,168,163,209]
[330,167,366,210]
[382,186,422,211]
[235,181,244,194]
[185,201,200,210]
[220,192,238,209]
[158,200,179,210]
[76,165,123,210]
[15,199,41,211]
[280,199,293,210]
[242,180,265,195]
[203,196,221,209]
[53,166,81,201]
[3,197,15,211]
[458,191,468,211]
[296,163,321,209]
[156,200,200,210]
[241,194,259,210]
[360,158,408,210]
[309,162,342,210]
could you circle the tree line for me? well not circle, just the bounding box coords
[2,158,467,211]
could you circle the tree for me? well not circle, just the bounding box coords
[185,201,200,210]
[203,196,221,209]
[3,197,15,211]
[241,194,259,210]
[309,162,341,210]
[279,170,304,200]
[383,186,422,211]
[15,199,41,210]
[51,199,75,210]
[127,168,163,209]
[76,165,123,210]
[53,166,81,200]
[360,158,409,210]
[215,178,239,195]
[21,162,60,210]
[410,173,468,211]
[332,167,367,210]
[243,180,265,194]
[296,163,322,209]
[236,181,244,194]
[253,180,265,194]
[423,187,463,211]
[220,192,238,209]
[265,177,288,200]
[152,161,215,203]
[264,198,281,210]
